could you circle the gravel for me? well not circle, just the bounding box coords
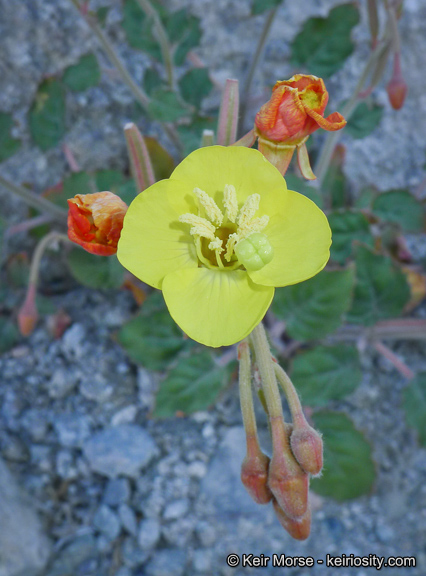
[0,0,425,575]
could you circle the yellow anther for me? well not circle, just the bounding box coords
[225,232,239,262]
[208,237,224,253]
[237,194,260,229]
[223,184,238,223]
[179,213,216,240]
[193,187,223,226]
[238,215,270,240]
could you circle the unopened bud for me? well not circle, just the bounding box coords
[18,284,38,336]
[387,53,407,110]
[268,422,309,520]
[273,499,311,540]
[241,447,272,505]
[290,426,323,476]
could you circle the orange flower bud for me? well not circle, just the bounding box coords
[67,192,128,256]
[18,283,38,336]
[255,75,346,145]
[387,53,407,110]
[273,499,311,540]
[253,75,346,178]
[241,442,273,505]
[290,426,323,477]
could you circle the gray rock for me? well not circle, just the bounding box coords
[53,414,91,448]
[103,478,131,507]
[46,534,97,576]
[93,505,121,541]
[62,324,87,359]
[118,504,138,536]
[111,405,138,427]
[137,518,161,551]
[121,538,150,569]
[47,369,78,399]
[193,549,213,573]
[83,425,157,478]
[56,450,78,479]
[79,375,113,403]
[0,457,51,576]
[145,549,187,576]
[201,426,265,517]
[163,498,189,521]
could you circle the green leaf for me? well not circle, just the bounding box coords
[322,147,347,208]
[96,6,110,25]
[372,189,425,233]
[272,268,355,340]
[0,112,20,162]
[402,373,426,446]
[178,68,213,107]
[291,345,361,407]
[154,350,229,417]
[116,180,138,205]
[122,0,163,61]
[145,136,175,180]
[0,317,20,353]
[117,292,189,371]
[328,210,374,264]
[252,0,283,16]
[29,79,66,151]
[285,174,323,208]
[63,171,92,201]
[167,10,202,66]
[95,170,125,192]
[148,89,189,122]
[355,185,377,209]
[291,4,359,78]
[67,249,125,289]
[347,245,410,325]
[311,411,376,500]
[143,68,164,96]
[63,53,101,92]
[346,102,383,139]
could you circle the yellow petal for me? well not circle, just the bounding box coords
[169,146,287,211]
[162,268,274,347]
[117,180,197,289]
[248,189,331,287]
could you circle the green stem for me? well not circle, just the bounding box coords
[314,47,382,185]
[136,0,174,90]
[238,340,259,440]
[274,362,306,428]
[240,6,279,131]
[29,232,70,287]
[0,174,67,223]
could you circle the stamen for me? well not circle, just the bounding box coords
[208,237,224,253]
[193,187,223,226]
[179,213,216,240]
[225,232,239,262]
[237,194,260,229]
[238,215,270,240]
[223,184,238,223]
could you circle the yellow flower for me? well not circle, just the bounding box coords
[117,146,331,347]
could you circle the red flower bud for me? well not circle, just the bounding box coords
[387,53,407,110]
[18,283,39,336]
[273,499,311,541]
[67,192,128,256]
[290,426,323,476]
[241,444,273,505]
[268,422,309,520]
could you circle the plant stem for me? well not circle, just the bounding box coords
[136,0,174,90]
[240,6,279,131]
[29,232,70,287]
[273,362,306,428]
[314,46,382,184]
[330,319,426,342]
[238,340,258,439]
[0,174,67,223]
[68,0,182,154]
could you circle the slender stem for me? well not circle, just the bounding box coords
[314,47,382,184]
[0,174,67,223]
[5,215,54,238]
[240,6,279,130]
[273,362,306,428]
[328,319,426,342]
[136,0,174,90]
[374,340,415,380]
[29,232,70,287]
[68,0,182,154]
[250,322,283,420]
[238,340,258,440]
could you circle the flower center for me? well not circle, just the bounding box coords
[179,185,273,271]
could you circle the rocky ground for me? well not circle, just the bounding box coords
[0,0,426,575]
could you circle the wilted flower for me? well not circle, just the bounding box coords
[240,75,346,179]
[117,146,331,347]
[67,192,128,256]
